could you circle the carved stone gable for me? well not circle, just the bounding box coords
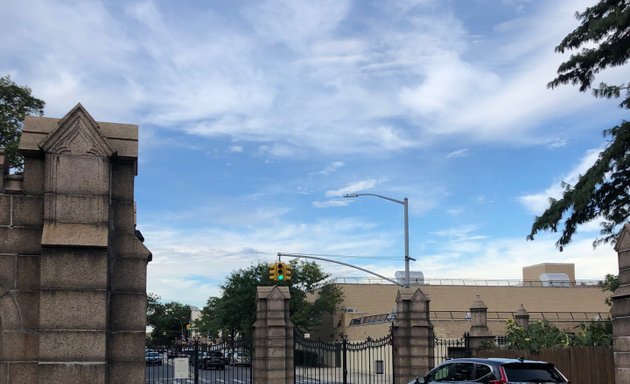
[40,103,114,157]
[615,223,630,252]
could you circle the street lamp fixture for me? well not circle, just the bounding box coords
[343,193,415,288]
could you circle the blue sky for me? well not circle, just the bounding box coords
[2,0,626,307]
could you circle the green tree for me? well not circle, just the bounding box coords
[196,260,343,338]
[0,75,45,171]
[598,273,620,305]
[527,0,630,249]
[146,293,192,346]
[506,319,570,353]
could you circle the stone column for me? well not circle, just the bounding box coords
[252,286,294,384]
[515,304,530,328]
[468,295,493,351]
[393,287,434,384]
[612,223,630,384]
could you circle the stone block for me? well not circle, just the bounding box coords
[39,331,106,361]
[108,361,144,384]
[111,232,152,259]
[7,362,38,384]
[0,227,42,254]
[11,195,43,227]
[22,156,45,195]
[0,254,16,290]
[0,294,22,330]
[110,258,147,292]
[112,200,136,232]
[107,332,146,361]
[0,195,10,225]
[614,336,630,352]
[40,249,107,289]
[612,298,630,320]
[1,331,39,361]
[109,292,147,331]
[45,154,110,195]
[111,162,136,200]
[108,138,138,159]
[41,222,108,247]
[615,351,630,367]
[44,193,108,224]
[39,290,107,329]
[16,254,39,290]
[15,291,39,330]
[37,362,105,384]
[616,367,630,384]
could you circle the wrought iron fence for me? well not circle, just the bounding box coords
[146,337,252,384]
[434,333,471,367]
[295,332,394,384]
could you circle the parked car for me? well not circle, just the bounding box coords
[231,351,251,366]
[408,357,568,383]
[145,351,163,366]
[202,351,226,370]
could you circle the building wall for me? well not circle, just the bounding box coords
[322,283,609,340]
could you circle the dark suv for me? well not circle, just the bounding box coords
[409,358,569,383]
[202,351,226,370]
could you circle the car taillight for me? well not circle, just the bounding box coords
[488,380,506,384]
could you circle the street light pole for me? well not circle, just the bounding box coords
[344,193,414,288]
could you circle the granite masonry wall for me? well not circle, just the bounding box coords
[0,104,150,384]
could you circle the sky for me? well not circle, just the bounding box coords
[1,0,626,308]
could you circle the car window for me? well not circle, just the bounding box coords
[503,363,566,383]
[474,364,495,382]
[427,363,474,382]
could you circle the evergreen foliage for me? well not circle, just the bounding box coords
[0,75,45,171]
[527,0,630,249]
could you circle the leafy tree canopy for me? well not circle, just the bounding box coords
[598,273,620,305]
[195,260,343,339]
[505,319,611,353]
[0,75,45,171]
[146,293,192,346]
[527,0,629,249]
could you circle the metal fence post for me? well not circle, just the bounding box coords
[194,339,199,384]
[342,336,348,384]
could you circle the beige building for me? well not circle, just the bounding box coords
[316,263,610,341]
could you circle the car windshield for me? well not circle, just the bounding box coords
[503,363,565,383]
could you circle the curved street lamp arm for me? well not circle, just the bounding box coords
[343,193,404,205]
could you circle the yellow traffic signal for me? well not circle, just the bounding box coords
[277,262,286,281]
[284,263,292,281]
[268,263,278,281]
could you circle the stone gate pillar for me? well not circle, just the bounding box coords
[0,104,150,384]
[393,287,434,384]
[612,223,630,384]
[468,295,493,351]
[252,286,294,384]
[515,304,530,328]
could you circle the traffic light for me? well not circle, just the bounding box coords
[268,263,278,281]
[284,263,292,281]
[277,262,286,281]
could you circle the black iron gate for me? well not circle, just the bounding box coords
[294,331,394,384]
[146,337,252,384]
[434,332,471,367]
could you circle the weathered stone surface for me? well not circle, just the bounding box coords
[0,195,10,225]
[22,157,45,194]
[108,332,146,361]
[12,195,44,227]
[16,254,39,290]
[109,293,146,331]
[44,154,110,195]
[41,222,108,247]
[37,362,106,384]
[0,254,16,290]
[110,258,147,292]
[112,199,136,232]
[7,362,38,384]
[40,249,107,289]
[1,331,39,361]
[111,232,152,259]
[0,227,42,253]
[108,361,145,384]
[44,194,108,224]
[0,294,22,330]
[39,331,106,361]
[39,290,107,329]
[111,162,136,200]
[15,291,39,330]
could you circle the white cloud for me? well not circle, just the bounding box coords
[228,145,243,153]
[445,149,470,159]
[518,148,601,214]
[325,179,381,198]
